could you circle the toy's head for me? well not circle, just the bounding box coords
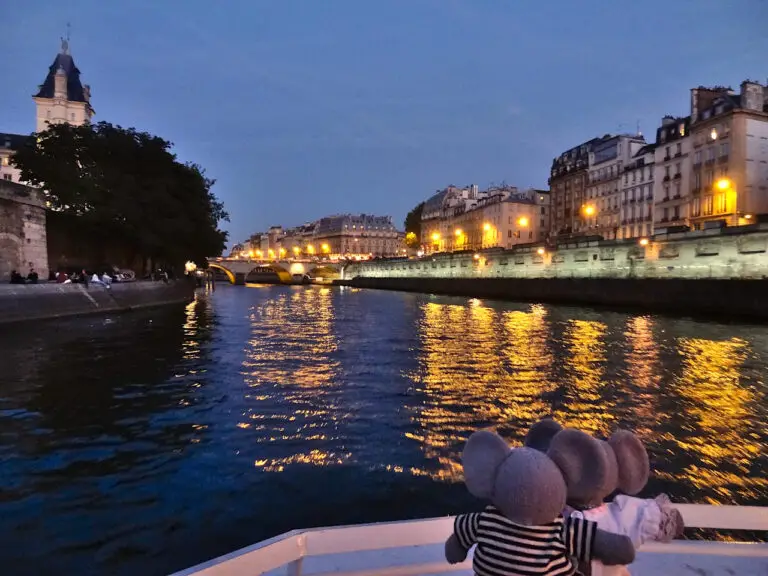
[524,419,650,509]
[462,430,567,525]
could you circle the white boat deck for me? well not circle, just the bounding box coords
[172,504,768,576]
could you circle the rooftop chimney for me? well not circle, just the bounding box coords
[691,86,730,121]
[740,80,765,112]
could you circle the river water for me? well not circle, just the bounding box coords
[1,285,767,575]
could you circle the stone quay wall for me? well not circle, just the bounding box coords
[0,180,49,281]
[341,225,768,318]
[0,280,195,325]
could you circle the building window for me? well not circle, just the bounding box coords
[679,124,686,136]
[3,174,11,181]
[675,182,681,197]
[676,143,681,154]
[46,110,51,119]
[715,193,727,213]
[718,167,728,178]
[0,157,8,166]
[703,195,713,215]
[720,142,730,157]
[673,205,680,220]
[694,151,701,164]
[663,185,669,199]
[692,197,701,217]
[705,169,714,187]
[707,146,715,161]
[664,165,670,177]
[71,113,75,121]
[663,207,669,220]
[665,146,671,158]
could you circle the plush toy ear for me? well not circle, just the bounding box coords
[547,428,610,505]
[462,430,511,499]
[524,418,563,452]
[608,430,649,495]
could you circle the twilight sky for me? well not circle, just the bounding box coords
[2,0,766,246]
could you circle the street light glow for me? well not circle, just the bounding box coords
[639,238,649,246]
[256,249,263,258]
[537,247,545,255]
[483,223,491,232]
[583,205,596,216]
[715,178,731,191]
[307,245,315,254]
[321,243,330,253]
[292,246,300,255]
[431,232,440,242]
[455,229,463,236]
[517,216,529,227]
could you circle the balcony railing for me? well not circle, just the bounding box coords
[674,152,682,158]
[719,155,729,164]
[673,173,681,179]
[663,175,671,182]
[663,155,671,161]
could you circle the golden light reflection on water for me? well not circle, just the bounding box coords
[622,316,663,439]
[182,299,201,360]
[410,301,555,481]
[670,337,767,503]
[242,288,348,472]
[554,319,614,436]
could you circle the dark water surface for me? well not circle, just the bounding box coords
[1,285,767,575]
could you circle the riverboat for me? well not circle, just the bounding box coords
[173,503,768,575]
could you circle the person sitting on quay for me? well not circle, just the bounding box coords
[27,269,39,284]
[9,270,25,284]
[101,272,113,286]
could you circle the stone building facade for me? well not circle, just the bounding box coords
[0,180,49,280]
[549,140,595,238]
[33,39,94,133]
[620,144,655,239]
[653,116,691,230]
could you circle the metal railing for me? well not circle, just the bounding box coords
[173,504,768,576]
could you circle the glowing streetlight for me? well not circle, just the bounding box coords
[268,249,275,259]
[710,128,718,140]
[321,243,330,253]
[184,261,197,273]
[248,250,255,258]
[517,216,529,227]
[240,251,248,259]
[431,232,440,242]
[537,247,545,255]
[745,214,753,220]
[307,244,315,254]
[473,253,480,260]
[715,178,731,191]
[255,249,263,258]
[292,246,301,255]
[639,238,649,246]
[455,228,463,237]
[582,204,596,217]
[279,247,286,257]
[483,223,492,232]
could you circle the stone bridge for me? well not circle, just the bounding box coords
[206,258,342,285]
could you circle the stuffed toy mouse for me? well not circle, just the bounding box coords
[445,429,635,576]
[526,419,685,576]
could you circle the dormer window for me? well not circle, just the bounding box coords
[679,124,685,136]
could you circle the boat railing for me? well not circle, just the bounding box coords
[171,503,768,576]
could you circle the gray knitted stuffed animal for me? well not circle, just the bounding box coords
[525,419,685,576]
[445,430,635,576]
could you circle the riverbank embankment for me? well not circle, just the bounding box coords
[0,280,195,324]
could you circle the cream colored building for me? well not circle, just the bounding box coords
[620,143,655,239]
[653,116,691,230]
[423,187,549,253]
[687,82,768,229]
[585,134,646,240]
[34,39,94,133]
[0,133,26,183]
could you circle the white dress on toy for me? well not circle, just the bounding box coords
[566,494,680,576]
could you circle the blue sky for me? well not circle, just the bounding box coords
[2,1,766,245]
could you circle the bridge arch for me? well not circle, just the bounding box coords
[207,262,236,284]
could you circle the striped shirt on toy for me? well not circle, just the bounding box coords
[454,505,597,576]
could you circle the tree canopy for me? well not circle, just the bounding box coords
[404,201,424,247]
[12,121,228,268]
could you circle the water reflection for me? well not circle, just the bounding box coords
[242,287,348,472]
[620,316,663,439]
[555,319,614,436]
[671,337,767,503]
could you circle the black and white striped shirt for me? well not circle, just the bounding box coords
[454,505,597,576]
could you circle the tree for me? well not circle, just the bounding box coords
[404,201,424,247]
[12,121,228,269]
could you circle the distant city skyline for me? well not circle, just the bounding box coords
[1,0,766,246]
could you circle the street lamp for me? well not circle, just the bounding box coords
[483,223,491,232]
[307,244,315,255]
[279,247,286,258]
[268,249,275,259]
[715,178,731,191]
[431,232,440,242]
[582,204,596,217]
[517,216,529,227]
[455,228,463,237]
[292,246,301,256]
[256,249,263,258]
[321,243,330,254]
[537,247,545,255]
[639,238,649,246]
